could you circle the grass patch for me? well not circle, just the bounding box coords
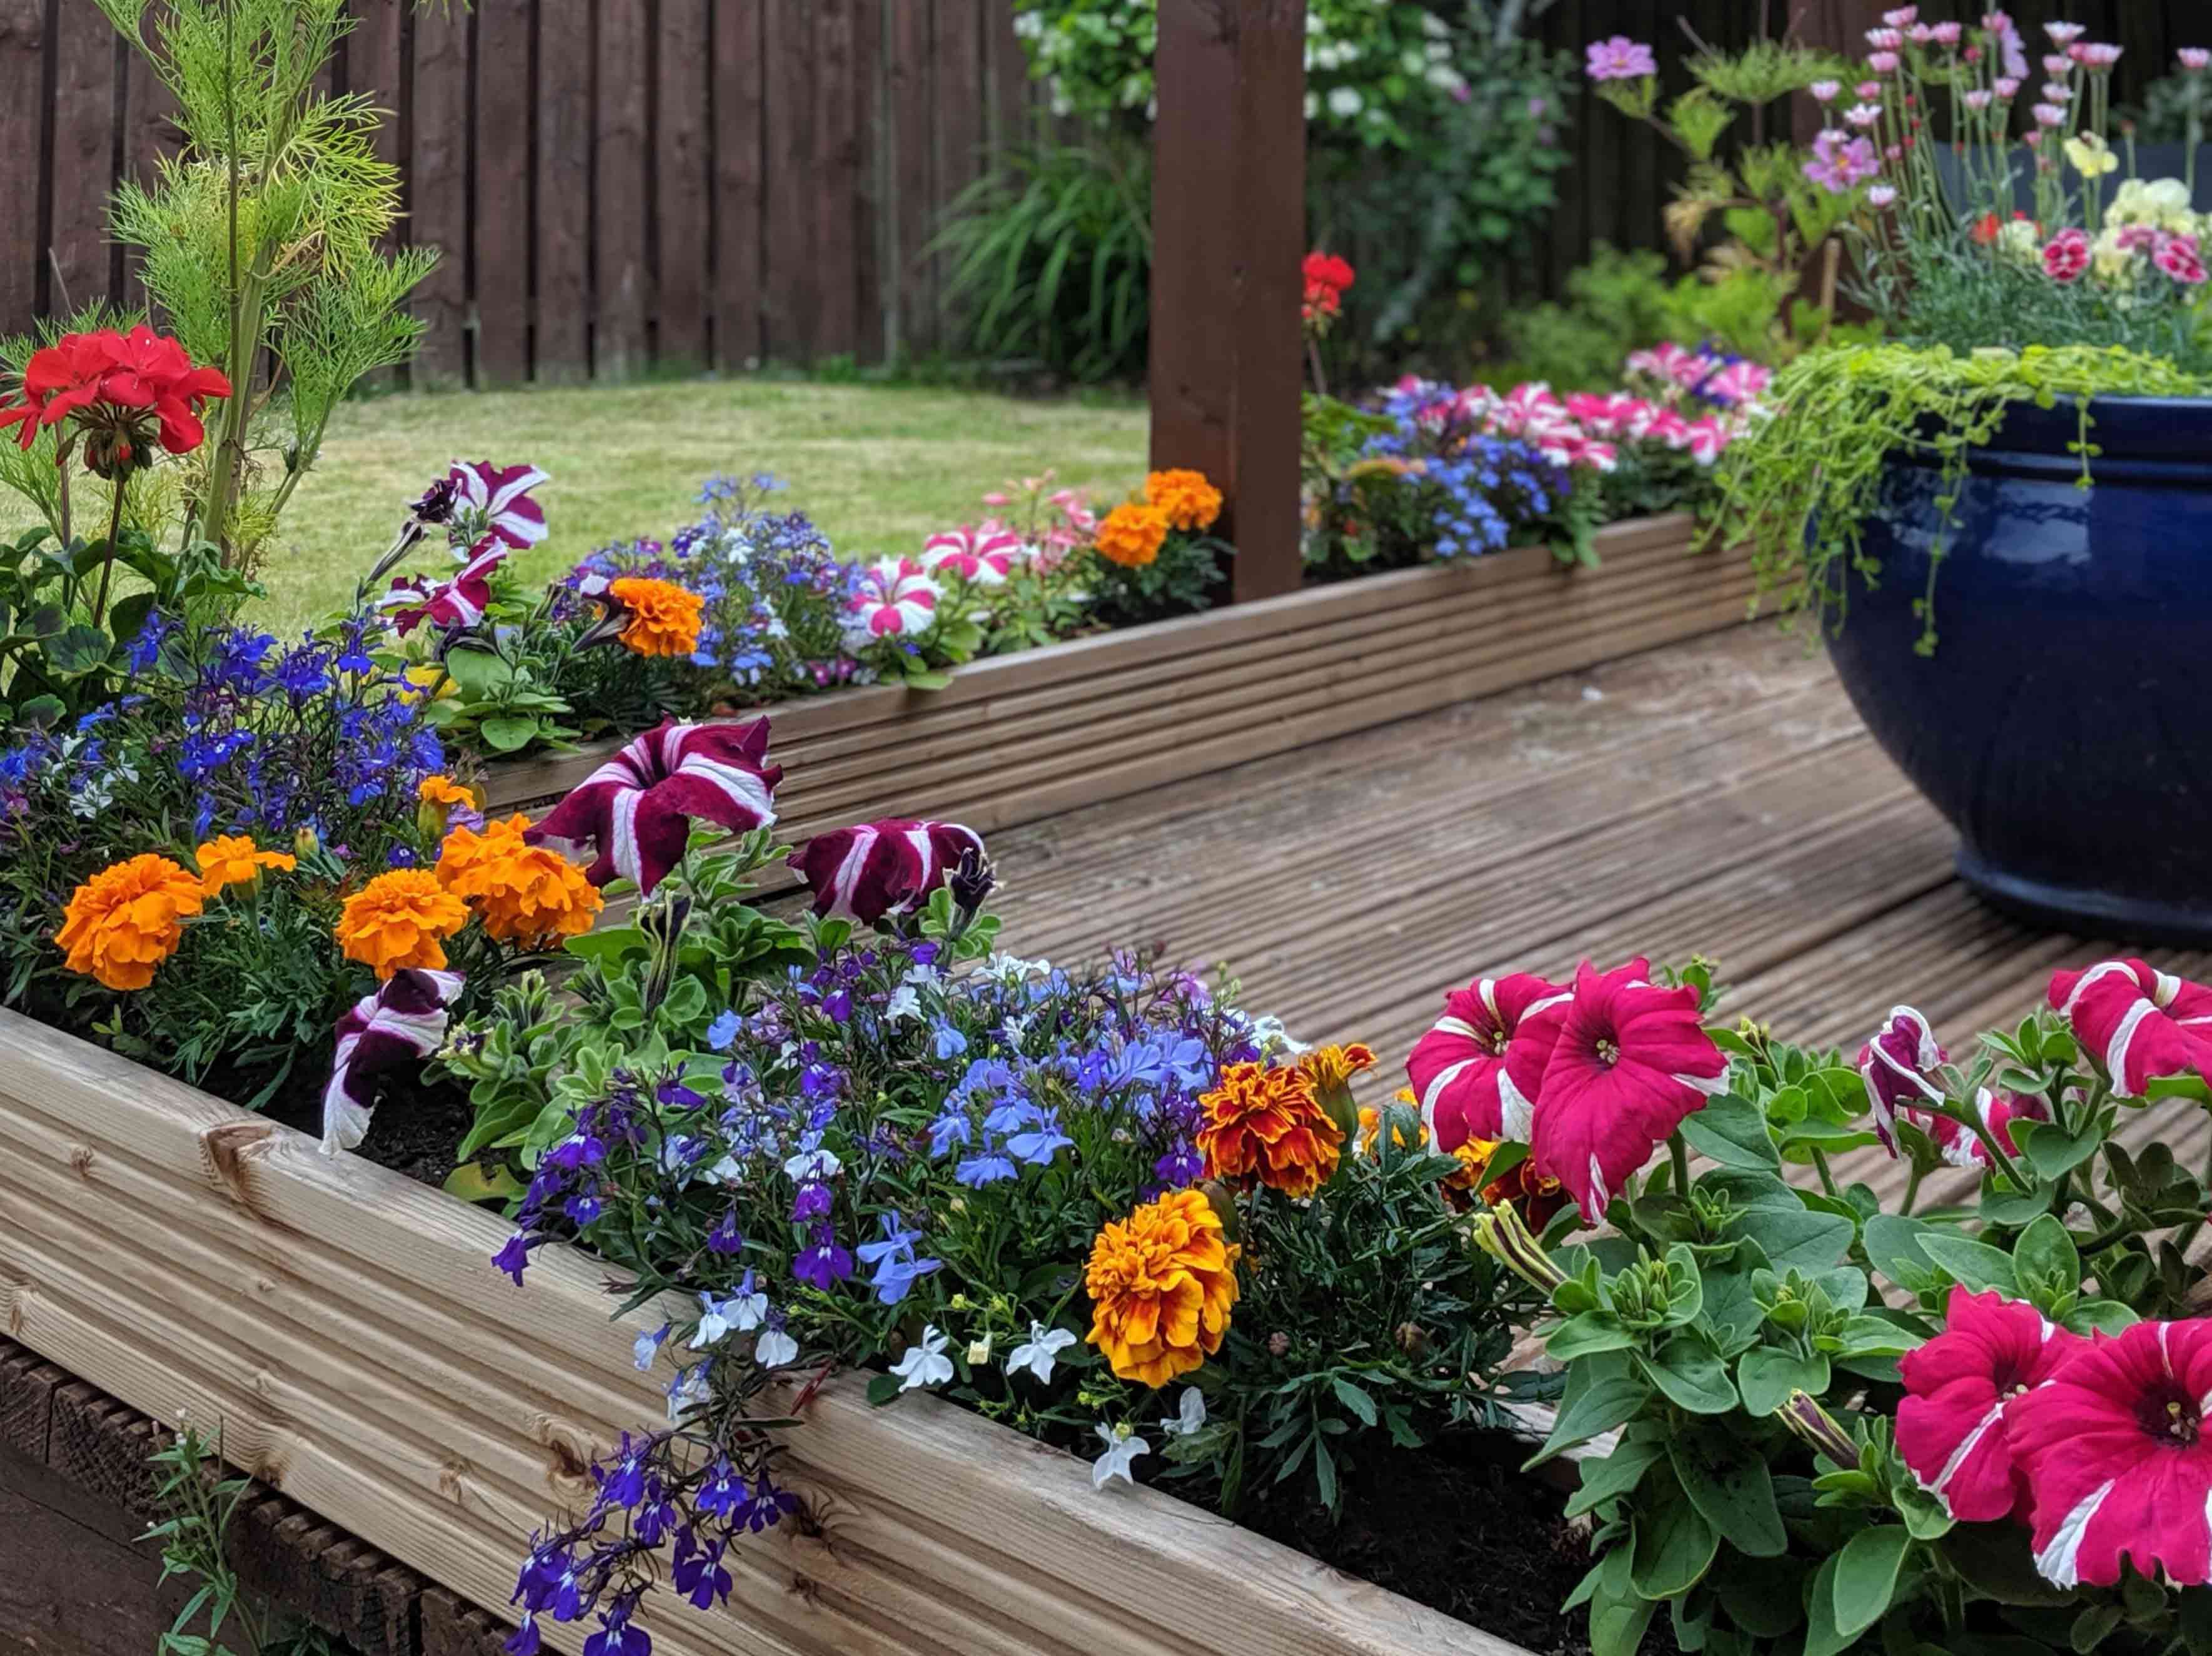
[7,376,1151,631]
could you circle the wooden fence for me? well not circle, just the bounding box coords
[1,0,1050,385]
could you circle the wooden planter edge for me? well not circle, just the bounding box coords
[0,1008,1530,1656]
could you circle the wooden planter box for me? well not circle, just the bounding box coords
[0,1011,1530,1656]
[484,515,1748,845]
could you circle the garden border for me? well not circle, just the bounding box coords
[483,515,1748,851]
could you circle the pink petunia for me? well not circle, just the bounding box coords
[383,537,508,634]
[846,557,942,639]
[1927,1086,2049,1169]
[529,718,781,894]
[1528,957,1728,1219]
[1698,359,1771,407]
[1682,418,1732,465]
[788,819,985,928]
[2009,1320,2212,1587]
[920,525,1029,586]
[1857,1004,1947,1154]
[2049,959,2212,1095]
[445,460,550,550]
[1897,1287,2085,1523]
[1585,36,1656,81]
[2042,228,2091,280]
[321,968,465,1156]
[1406,974,1573,1150]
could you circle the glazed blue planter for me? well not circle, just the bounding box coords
[1823,396,2212,944]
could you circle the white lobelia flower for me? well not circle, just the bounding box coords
[689,1289,743,1349]
[901,960,946,993]
[666,1366,711,1423]
[727,1280,769,1333]
[1005,1321,1078,1385]
[889,1325,955,1393]
[781,1145,843,1183]
[1157,1388,1208,1438]
[755,1327,799,1368]
[1092,1422,1151,1490]
[697,1153,744,1187]
[885,984,925,1023]
[632,1324,670,1371]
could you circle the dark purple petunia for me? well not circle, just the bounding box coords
[320,967,465,1156]
[529,717,781,895]
[787,817,986,927]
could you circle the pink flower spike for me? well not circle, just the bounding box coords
[787,819,986,927]
[2073,42,2122,70]
[2010,1320,2212,1588]
[1408,974,1573,1149]
[1528,958,1728,1221]
[1930,21,1962,44]
[1994,76,2021,97]
[2049,959,2212,1095]
[1898,1288,2085,1523]
[529,717,782,894]
[1866,26,1903,49]
[2031,102,2068,128]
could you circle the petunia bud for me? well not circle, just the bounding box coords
[948,845,997,931]
[637,893,694,1012]
[1394,1321,1430,1360]
[1473,1202,1568,1296]
[1779,1390,1862,1468]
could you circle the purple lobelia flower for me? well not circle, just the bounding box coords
[320,968,465,1156]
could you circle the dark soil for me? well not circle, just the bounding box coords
[1240,1431,1679,1656]
[264,1077,476,1190]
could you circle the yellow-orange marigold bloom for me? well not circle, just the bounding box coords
[1084,1188,1240,1387]
[1144,468,1223,533]
[1095,502,1170,568]
[54,854,207,990]
[607,577,704,658]
[435,813,603,948]
[417,774,476,810]
[1195,1061,1344,1198]
[193,835,297,895]
[336,868,469,978]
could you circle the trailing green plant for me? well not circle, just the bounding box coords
[1708,342,2203,654]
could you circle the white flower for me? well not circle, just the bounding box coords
[1006,1321,1078,1385]
[985,951,1049,985]
[901,960,946,993]
[1158,1388,1207,1438]
[1092,1423,1150,1489]
[1326,86,1364,119]
[689,1289,743,1348]
[782,1145,843,1182]
[889,1325,955,1393]
[697,1153,744,1186]
[728,1282,768,1332]
[755,1327,799,1368]
[666,1366,711,1423]
[632,1325,669,1371]
[885,985,925,1022]
[967,1335,993,1366]
[1000,1015,1030,1046]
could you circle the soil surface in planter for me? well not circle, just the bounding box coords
[1242,1432,1680,1656]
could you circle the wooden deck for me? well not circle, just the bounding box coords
[986,624,2212,1207]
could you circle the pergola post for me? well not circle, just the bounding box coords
[1147,0,1307,604]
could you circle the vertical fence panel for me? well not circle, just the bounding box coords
[933,0,985,326]
[472,0,532,383]
[47,5,118,320]
[886,0,938,360]
[593,0,649,378]
[533,0,591,380]
[654,0,711,365]
[853,0,885,363]
[761,1,818,361]
[0,0,39,331]
[711,1,764,369]
[813,0,860,360]
[408,4,470,385]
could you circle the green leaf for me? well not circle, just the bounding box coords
[1834,1314,1920,1358]
[1936,1523,2075,1607]
[1639,1336,1738,1415]
[2063,1299,2139,1337]
[1730,1204,1855,1275]
[1550,1310,1638,1361]
[865,1372,905,1406]
[1714,1555,1807,1638]
[1630,1472,1721,1599]
[2014,1118,2102,1180]
[1329,1375,1377,1426]
[1669,1433,1787,1558]
[1802,1556,1851,1656]
[44,622,115,677]
[1526,1351,1649,1469]
[1863,1214,1941,1293]
[2014,1215,2082,1313]
[1831,1525,1912,1638]
[1737,1346,1830,1416]
[479,715,543,753]
[442,1163,525,1203]
[1915,1231,2020,1296]
[1586,1547,1658,1656]
[1566,1428,1667,1520]
[1679,1094,1782,1171]
[2071,1603,2123,1652]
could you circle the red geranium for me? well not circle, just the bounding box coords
[1301,251,1355,325]
[0,325,231,477]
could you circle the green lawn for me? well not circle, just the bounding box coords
[218,378,1150,629]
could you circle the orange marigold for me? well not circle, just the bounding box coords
[1144,468,1223,533]
[435,813,604,948]
[417,774,476,810]
[1084,1188,1240,1387]
[336,868,469,978]
[607,576,705,658]
[1095,502,1170,568]
[1195,1060,1344,1198]
[194,834,297,894]
[54,854,206,990]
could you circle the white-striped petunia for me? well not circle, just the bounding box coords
[2048,959,2212,1096]
[529,717,781,895]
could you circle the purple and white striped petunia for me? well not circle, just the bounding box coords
[2049,958,2212,1096]
[1857,1004,1947,1154]
[920,526,1029,587]
[383,536,508,634]
[321,967,465,1156]
[446,460,549,550]
[529,717,783,895]
[788,819,985,927]
[845,557,941,639]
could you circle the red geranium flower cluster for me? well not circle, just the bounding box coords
[0,325,231,478]
[1301,251,1354,327]
[1406,957,1727,1220]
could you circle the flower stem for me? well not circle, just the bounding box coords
[1668,1131,1692,1197]
[89,479,127,630]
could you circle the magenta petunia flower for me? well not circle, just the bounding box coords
[845,557,941,640]
[1926,1086,2048,1168]
[383,536,508,635]
[1528,957,1728,1219]
[321,967,465,1156]
[1406,973,1572,1151]
[2009,1320,2212,1587]
[529,717,781,894]
[787,819,986,928]
[1857,1004,1947,1154]
[1898,1287,2083,1523]
[2048,958,2212,1095]
[920,526,1029,587]
[446,459,549,550]
[1584,36,1656,81]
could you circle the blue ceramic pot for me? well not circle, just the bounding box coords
[1824,396,2212,944]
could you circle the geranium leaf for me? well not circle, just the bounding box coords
[1668,1431,1787,1558]
[1679,1093,1781,1171]
[1831,1524,1912,1638]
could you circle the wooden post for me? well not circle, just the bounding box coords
[1792,0,1885,146]
[1148,0,1306,605]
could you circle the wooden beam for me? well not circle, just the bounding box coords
[1147,0,1306,603]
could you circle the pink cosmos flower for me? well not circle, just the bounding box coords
[1406,973,1573,1149]
[1585,36,1656,81]
[1897,1287,2086,1523]
[1857,1004,1946,1154]
[920,525,1028,586]
[529,718,781,894]
[1805,130,1883,193]
[2009,1320,2212,1587]
[445,460,549,550]
[788,819,986,927]
[2043,228,2091,280]
[322,968,465,1156]
[383,537,507,635]
[2044,20,2085,45]
[2049,959,2212,1095]
[846,557,941,639]
[2183,48,2211,73]
[1528,957,1728,1220]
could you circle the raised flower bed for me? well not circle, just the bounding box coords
[0,1006,1518,1656]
